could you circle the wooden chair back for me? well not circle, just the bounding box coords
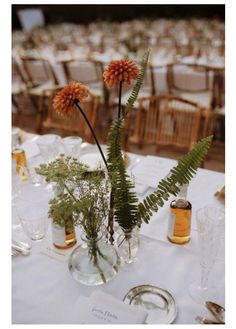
[20,55,58,87]
[63,59,103,85]
[125,95,201,151]
[167,63,213,94]
[43,88,100,142]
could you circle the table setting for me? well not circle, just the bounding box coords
[12,50,225,324]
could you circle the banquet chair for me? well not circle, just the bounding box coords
[20,55,59,89]
[42,88,101,143]
[63,60,104,99]
[12,57,28,121]
[19,55,61,132]
[63,59,110,127]
[124,95,201,152]
[167,63,214,136]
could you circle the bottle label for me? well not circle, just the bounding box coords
[51,223,66,246]
[167,212,175,238]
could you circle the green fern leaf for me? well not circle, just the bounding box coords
[136,135,213,224]
[125,48,151,116]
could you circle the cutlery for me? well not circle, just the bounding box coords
[12,243,31,256]
[12,239,31,250]
[11,247,20,257]
[195,315,223,324]
[205,301,225,324]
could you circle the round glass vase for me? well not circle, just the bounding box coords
[116,228,140,264]
[68,232,120,286]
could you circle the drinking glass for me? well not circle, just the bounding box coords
[15,181,53,241]
[12,127,21,148]
[188,205,225,303]
[36,134,61,163]
[62,136,82,158]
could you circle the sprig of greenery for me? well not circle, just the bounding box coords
[136,135,213,225]
[107,115,213,231]
[125,48,151,116]
[36,156,109,239]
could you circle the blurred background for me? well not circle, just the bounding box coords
[12,4,225,172]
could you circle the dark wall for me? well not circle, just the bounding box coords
[12,4,225,30]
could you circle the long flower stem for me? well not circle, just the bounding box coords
[118,81,123,119]
[73,99,108,171]
[107,190,114,245]
[73,99,115,243]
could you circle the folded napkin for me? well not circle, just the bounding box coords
[74,290,148,324]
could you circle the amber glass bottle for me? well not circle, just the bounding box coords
[167,184,192,244]
[52,220,77,249]
[51,186,77,249]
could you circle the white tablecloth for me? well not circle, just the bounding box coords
[12,144,225,324]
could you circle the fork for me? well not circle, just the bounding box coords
[195,315,224,324]
[11,247,20,257]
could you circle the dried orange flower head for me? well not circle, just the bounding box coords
[53,82,89,116]
[103,59,139,88]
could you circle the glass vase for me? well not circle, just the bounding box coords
[68,232,120,286]
[116,228,140,264]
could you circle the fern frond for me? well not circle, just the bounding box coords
[125,48,151,116]
[136,135,213,225]
[107,118,138,231]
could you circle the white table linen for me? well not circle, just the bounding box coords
[12,142,225,324]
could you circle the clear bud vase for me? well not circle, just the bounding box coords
[116,228,140,264]
[68,231,120,286]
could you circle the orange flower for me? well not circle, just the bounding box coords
[103,60,139,88]
[53,82,88,116]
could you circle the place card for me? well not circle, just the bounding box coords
[74,290,148,324]
[41,243,77,262]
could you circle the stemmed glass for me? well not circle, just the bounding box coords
[188,205,225,304]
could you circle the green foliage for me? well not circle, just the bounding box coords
[105,51,213,232]
[36,156,109,239]
[136,135,213,225]
[107,119,213,230]
[107,119,138,232]
[125,48,151,116]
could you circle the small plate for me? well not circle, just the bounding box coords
[123,284,177,324]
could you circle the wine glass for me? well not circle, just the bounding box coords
[188,205,225,303]
[15,181,53,241]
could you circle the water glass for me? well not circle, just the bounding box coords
[62,136,82,158]
[188,205,225,303]
[15,181,52,241]
[36,134,61,163]
[12,127,21,148]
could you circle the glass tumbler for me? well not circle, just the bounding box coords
[36,134,61,163]
[62,136,82,158]
[15,181,53,241]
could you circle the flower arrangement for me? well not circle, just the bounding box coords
[37,49,213,263]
